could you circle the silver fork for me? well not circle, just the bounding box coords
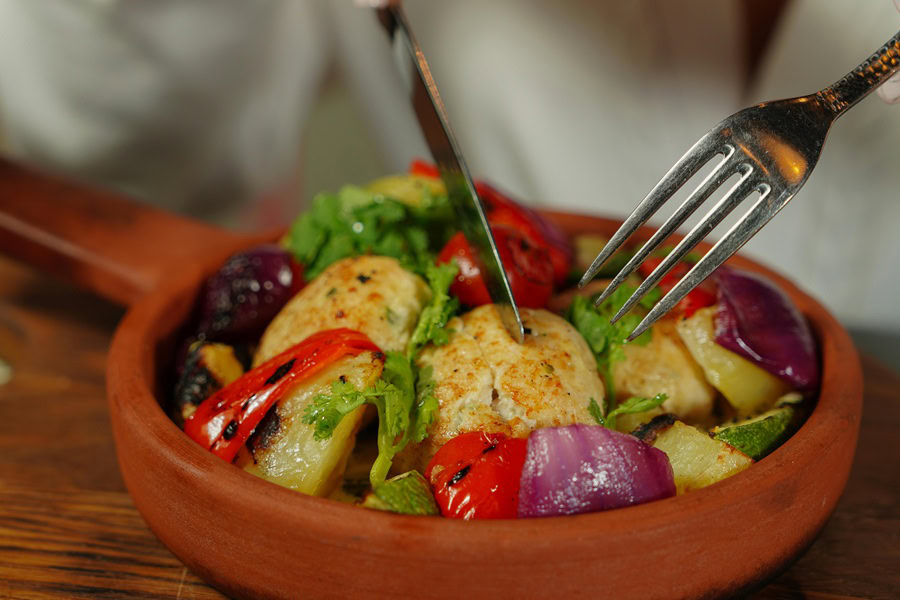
[579,30,900,341]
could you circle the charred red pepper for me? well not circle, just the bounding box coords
[638,256,717,318]
[184,328,380,462]
[476,182,571,286]
[409,159,573,286]
[437,227,553,309]
[425,431,528,520]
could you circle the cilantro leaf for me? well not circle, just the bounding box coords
[603,393,668,431]
[566,285,657,407]
[407,260,460,358]
[303,380,371,441]
[412,365,440,443]
[586,393,667,430]
[588,397,604,425]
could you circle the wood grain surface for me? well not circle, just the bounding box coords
[0,254,897,600]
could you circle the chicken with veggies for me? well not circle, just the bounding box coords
[170,161,820,519]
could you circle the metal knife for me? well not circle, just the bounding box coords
[375,4,525,343]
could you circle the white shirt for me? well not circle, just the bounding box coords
[0,0,897,329]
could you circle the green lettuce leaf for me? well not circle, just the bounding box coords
[286,185,454,280]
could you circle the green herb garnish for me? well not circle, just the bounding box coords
[590,393,668,430]
[361,471,440,515]
[407,261,459,358]
[286,185,454,280]
[566,284,660,405]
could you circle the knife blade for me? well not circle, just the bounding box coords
[375,4,525,343]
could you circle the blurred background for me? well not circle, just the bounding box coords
[0,0,897,365]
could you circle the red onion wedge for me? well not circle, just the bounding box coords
[714,267,819,393]
[197,245,305,342]
[518,425,675,518]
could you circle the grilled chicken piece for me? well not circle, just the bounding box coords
[254,255,430,365]
[394,305,605,473]
[612,317,716,423]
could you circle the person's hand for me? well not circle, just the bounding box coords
[876,0,900,104]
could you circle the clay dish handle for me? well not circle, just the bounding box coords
[0,158,254,306]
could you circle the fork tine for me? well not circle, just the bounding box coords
[610,164,756,325]
[578,133,723,288]
[592,145,737,308]
[625,182,779,342]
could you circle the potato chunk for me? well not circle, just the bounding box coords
[651,421,753,494]
[236,352,384,496]
[612,317,717,424]
[676,307,792,417]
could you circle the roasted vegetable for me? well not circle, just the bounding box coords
[239,350,385,496]
[437,227,554,309]
[408,160,574,286]
[184,329,380,463]
[477,181,573,287]
[714,267,820,393]
[361,471,440,515]
[646,419,753,494]
[519,424,675,517]
[365,173,447,207]
[302,350,438,485]
[677,307,792,417]
[711,404,797,460]
[172,341,244,425]
[196,245,304,343]
[425,432,528,520]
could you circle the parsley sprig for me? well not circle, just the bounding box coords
[588,394,668,430]
[567,284,661,408]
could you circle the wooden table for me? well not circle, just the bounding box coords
[0,255,897,600]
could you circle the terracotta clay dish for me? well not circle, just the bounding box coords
[0,158,862,600]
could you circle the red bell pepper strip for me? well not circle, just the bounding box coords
[184,328,381,462]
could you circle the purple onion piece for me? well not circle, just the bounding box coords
[196,244,303,343]
[518,425,675,518]
[714,267,819,393]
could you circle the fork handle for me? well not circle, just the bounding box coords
[818,30,900,117]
